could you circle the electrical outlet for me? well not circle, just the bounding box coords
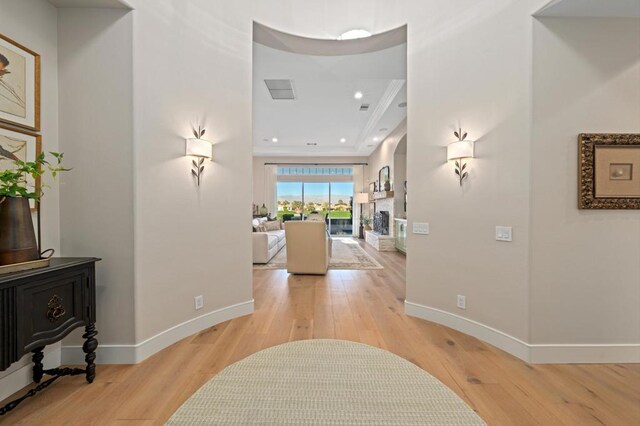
[457,295,466,310]
[413,222,429,235]
[194,295,204,310]
[495,226,513,242]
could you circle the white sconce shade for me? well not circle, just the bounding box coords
[185,138,212,158]
[447,140,474,160]
[354,192,370,204]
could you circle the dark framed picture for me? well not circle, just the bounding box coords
[0,124,42,210]
[578,133,639,209]
[379,166,390,190]
[0,33,40,131]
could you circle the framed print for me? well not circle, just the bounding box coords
[0,124,42,210]
[578,133,640,209]
[0,33,40,131]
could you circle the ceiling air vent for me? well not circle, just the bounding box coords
[359,103,370,112]
[264,79,295,100]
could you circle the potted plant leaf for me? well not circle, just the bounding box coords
[0,151,69,266]
[361,215,372,231]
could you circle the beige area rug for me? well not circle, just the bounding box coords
[254,237,383,270]
[167,340,485,425]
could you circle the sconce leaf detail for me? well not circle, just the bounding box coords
[193,127,206,139]
[186,125,212,187]
[192,157,205,186]
[448,127,473,187]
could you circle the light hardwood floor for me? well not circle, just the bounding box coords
[2,240,639,425]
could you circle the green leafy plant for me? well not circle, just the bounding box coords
[0,151,70,200]
[360,215,372,226]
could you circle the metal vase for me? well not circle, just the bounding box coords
[0,196,39,265]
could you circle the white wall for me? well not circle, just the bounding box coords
[0,0,60,398]
[530,18,640,355]
[54,0,640,364]
[132,1,254,343]
[115,0,559,362]
[58,8,135,346]
[404,0,540,346]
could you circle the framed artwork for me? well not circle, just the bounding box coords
[379,166,390,190]
[369,182,376,194]
[578,133,640,209]
[0,33,40,131]
[0,124,42,210]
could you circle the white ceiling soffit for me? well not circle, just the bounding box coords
[253,22,407,56]
[252,41,407,157]
[535,0,640,17]
[48,0,133,8]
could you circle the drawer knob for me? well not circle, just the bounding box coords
[47,295,66,323]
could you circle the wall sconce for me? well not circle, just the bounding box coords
[447,128,474,186]
[186,126,212,186]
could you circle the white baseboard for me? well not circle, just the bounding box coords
[405,301,531,362]
[405,301,640,364]
[529,344,640,364]
[62,300,254,365]
[0,345,61,402]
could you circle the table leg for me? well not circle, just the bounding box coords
[82,323,98,383]
[31,347,45,383]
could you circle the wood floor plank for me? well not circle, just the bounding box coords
[1,239,638,425]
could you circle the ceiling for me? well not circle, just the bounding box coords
[48,0,132,8]
[253,40,406,157]
[535,0,640,17]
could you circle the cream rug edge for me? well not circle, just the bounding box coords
[167,339,486,425]
[254,238,384,271]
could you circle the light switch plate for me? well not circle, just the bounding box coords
[413,222,429,235]
[496,226,513,242]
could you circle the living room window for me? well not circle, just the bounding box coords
[276,180,354,235]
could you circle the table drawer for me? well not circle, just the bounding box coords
[17,270,88,352]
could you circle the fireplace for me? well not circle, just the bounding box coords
[373,211,390,235]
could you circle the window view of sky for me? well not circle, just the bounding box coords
[277,182,353,204]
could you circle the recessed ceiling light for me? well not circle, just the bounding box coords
[271,137,278,143]
[262,138,269,142]
[338,29,372,40]
[306,142,317,146]
[398,102,407,108]
[373,137,379,142]
[367,144,374,147]
[354,91,364,100]
[379,128,388,132]
[340,138,346,143]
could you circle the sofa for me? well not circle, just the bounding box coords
[284,221,332,275]
[252,218,286,263]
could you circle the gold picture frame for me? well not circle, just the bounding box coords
[0,123,42,210]
[0,33,41,131]
[578,133,640,209]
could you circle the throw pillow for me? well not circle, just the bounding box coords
[264,221,282,231]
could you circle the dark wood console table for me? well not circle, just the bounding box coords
[0,257,100,415]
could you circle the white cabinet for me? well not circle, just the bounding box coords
[394,218,407,254]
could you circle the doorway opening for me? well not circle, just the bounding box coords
[251,22,407,278]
